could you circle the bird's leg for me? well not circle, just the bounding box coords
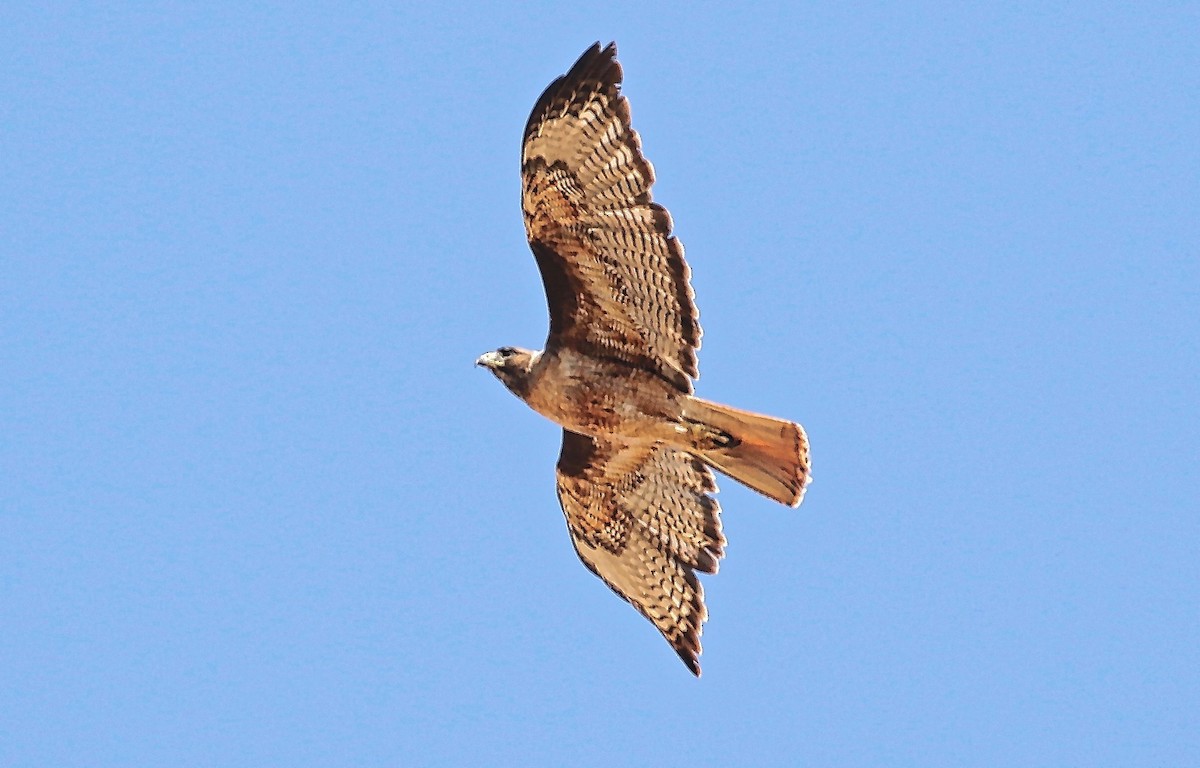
[677,418,740,451]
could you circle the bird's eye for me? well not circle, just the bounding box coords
[498,346,515,357]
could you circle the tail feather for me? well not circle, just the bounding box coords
[681,396,811,507]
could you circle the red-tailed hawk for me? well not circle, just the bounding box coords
[478,42,811,676]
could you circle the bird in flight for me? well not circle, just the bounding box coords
[477,42,811,676]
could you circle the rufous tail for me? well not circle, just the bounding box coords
[681,396,811,507]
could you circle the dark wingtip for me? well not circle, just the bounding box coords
[584,40,617,62]
[524,42,623,146]
[570,40,620,85]
[677,646,702,677]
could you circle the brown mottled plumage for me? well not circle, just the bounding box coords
[477,42,811,676]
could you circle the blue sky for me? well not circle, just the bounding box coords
[3,2,1197,766]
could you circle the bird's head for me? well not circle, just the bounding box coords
[476,346,539,398]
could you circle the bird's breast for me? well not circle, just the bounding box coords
[524,349,682,440]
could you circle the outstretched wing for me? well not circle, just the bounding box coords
[555,429,726,675]
[522,42,701,393]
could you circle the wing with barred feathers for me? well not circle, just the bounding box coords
[522,42,701,393]
[555,429,726,676]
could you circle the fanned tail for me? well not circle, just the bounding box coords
[681,397,811,507]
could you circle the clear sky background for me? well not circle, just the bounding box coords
[3,3,1197,766]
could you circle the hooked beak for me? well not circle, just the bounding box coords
[475,351,503,369]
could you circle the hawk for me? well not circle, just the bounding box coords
[477,42,811,676]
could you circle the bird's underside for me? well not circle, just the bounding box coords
[477,42,811,676]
